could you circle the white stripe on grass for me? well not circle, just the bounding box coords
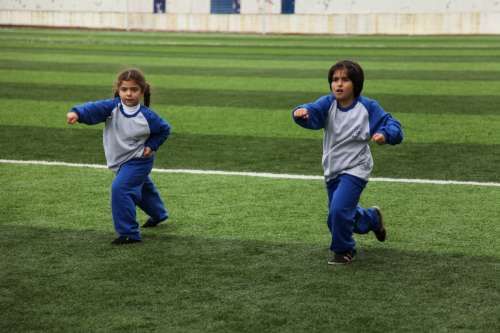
[1,159,500,187]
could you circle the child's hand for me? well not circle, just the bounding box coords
[371,133,386,145]
[67,112,79,125]
[293,108,309,120]
[143,147,154,158]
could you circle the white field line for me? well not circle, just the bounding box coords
[1,159,500,188]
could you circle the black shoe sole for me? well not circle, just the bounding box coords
[328,252,355,265]
[142,221,160,228]
[373,206,386,242]
[142,217,167,228]
[111,237,142,245]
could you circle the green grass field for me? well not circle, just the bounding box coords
[1,28,499,332]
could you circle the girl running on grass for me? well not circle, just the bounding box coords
[67,68,171,245]
[292,60,403,264]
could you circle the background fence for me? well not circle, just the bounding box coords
[1,0,499,34]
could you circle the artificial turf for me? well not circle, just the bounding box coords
[0,28,499,332]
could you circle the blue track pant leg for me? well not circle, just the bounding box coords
[111,157,156,239]
[326,174,367,254]
[353,207,381,234]
[137,176,168,222]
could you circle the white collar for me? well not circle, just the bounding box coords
[121,103,140,115]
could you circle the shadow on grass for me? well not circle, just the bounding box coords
[3,59,500,81]
[1,224,498,332]
[3,81,500,115]
[1,125,500,182]
[4,44,500,63]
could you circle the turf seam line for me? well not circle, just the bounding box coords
[1,159,499,187]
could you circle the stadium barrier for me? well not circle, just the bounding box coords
[1,11,499,35]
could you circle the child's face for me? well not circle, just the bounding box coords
[331,69,355,106]
[118,80,143,107]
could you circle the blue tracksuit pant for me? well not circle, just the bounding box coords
[111,157,168,240]
[326,173,381,254]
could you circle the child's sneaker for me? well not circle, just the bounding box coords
[328,251,355,265]
[373,206,386,242]
[111,236,142,245]
[142,217,166,228]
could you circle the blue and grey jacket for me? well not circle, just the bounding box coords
[71,97,171,171]
[293,94,403,182]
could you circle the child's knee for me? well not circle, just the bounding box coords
[111,179,126,195]
[111,179,136,201]
[329,205,354,225]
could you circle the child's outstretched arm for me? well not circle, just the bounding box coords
[292,95,333,130]
[68,98,118,125]
[371,132,387,145]
[371,114,403,145]
[293,108,309,120]
[67,112,79,125]
[366,99,403,145]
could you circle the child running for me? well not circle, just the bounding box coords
[67,68,171,245]
[292,60,403,264]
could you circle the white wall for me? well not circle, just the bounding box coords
[1,0,499,34]
[295,0,499,14]
[0,0,149,13]
[167,0,210,14]
[0,0,210,13]
[3,0,498,14]
[241,0,281,14]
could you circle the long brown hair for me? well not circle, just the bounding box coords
[113,68,151,106]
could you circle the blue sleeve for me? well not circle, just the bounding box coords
[71,98,118,125]
[142,108,171,151]
[292,95,333,130]
[363,98,404,145]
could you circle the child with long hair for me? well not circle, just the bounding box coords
[292,60,403,264]
[67,68,171,244]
